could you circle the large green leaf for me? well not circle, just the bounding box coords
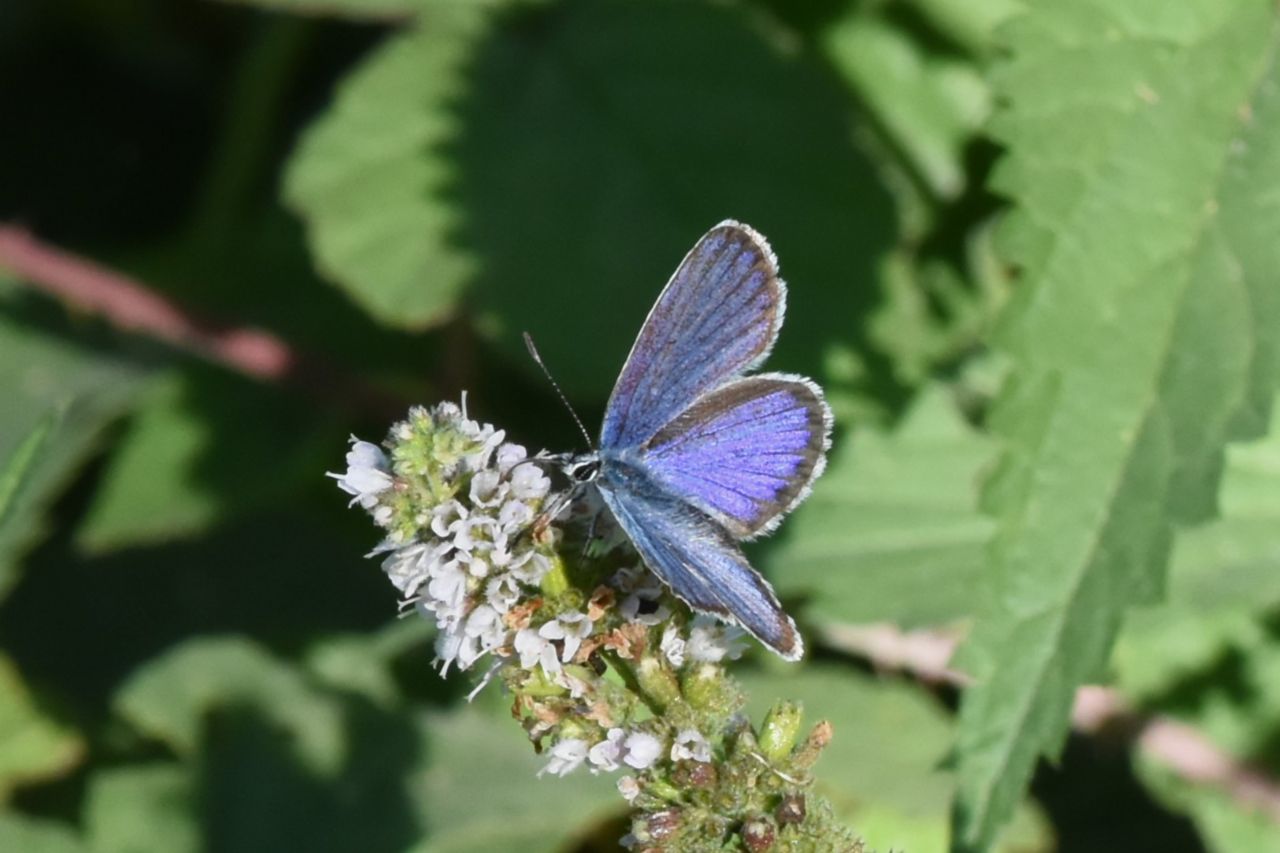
[84,765,199,853]
[284,5,491,330]
[407,710,621,853]
[952,3,1280,850]
[287,0,895,400]
[114,637,345,774]
[1113,401,1280,699]
[0,283,151,599]
[76,367,337,552]
[822,8,992,200]
[0,815,85,853]
[766,385,994,629]
[742,667,1051,853]
[0,653,83,799]
[113,635,619,851]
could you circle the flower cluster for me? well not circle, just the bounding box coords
[332,399,858,852]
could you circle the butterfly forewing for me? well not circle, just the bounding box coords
[600,221,785,451]
[638,374,831,540]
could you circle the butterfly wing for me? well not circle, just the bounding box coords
[637,374,831,540]
[601,221,785,451]
[595,460,803,660]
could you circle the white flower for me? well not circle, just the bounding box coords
[510,462,551,500]
[588,728,626,772]
[496,443,527,475]
[660,624,686,668]
[671,728,712,763]
[617,775,641,803]
[623,732,662,769]
[540,611,595,663]
[515,627,561,676]
[687,616,748,662]
[328,439,392,510]
[539,738,589,777]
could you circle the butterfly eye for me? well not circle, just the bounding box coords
[570,459,601,483]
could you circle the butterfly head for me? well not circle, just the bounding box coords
[564,454,601,485]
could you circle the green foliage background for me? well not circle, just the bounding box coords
[1,0,1278,850]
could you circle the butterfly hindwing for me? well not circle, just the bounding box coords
[637,374,831,540]
[595,460,803,661]
[600,221,785,451]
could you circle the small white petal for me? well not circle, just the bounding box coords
[539,738,589,777]
[623,732,662,769]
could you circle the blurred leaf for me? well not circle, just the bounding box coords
[76,367,336,552]
[0,653,83,799]
[408,710,621,853]
[0,814,85,853]
[741,666,1051,853]
[114,636,345,775]
[1137,758,1280,853]
[215,0,422,21]
[822,7,991,199]
[84,765,199,853]
[903,0,1023,56]
[1114,402,1280,699]
[0,408,59,543]
[287,0,895,400]
[304,619,433,706]
[952,3,1280,849]
[0,284,151,599]
[870,231,1011,388]
[284,6,488,330]
[111,633,615,851]
[767,385,994,628]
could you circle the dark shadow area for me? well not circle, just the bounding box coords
[1031,731,1207,853]
[445,0,904,416]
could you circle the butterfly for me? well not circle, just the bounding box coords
[548,221,832,661]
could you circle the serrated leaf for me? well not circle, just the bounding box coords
[767,385,995,628]
[1114,401,1280,699]
[84,765,199,853]
[287,0,895,399]
[0,284,151,600]
[0,815,86,853]
[951,3,1280,850]
[284,7,489,329]
[740,667,1051,853]
[0,653,83,799]
[903,0,1023,56]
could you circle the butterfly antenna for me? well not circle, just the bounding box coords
[523,331,595,451]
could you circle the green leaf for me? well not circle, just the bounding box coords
[284,6,489,329]
[0,653,83,799]
[84,765,199,853]
[0,815,86,853]
[741,666,1051,853]
[407,710,621,853]
[214,0,424,20]
[111,634,617,851]
[902,0,1024,57]
[287,0,896,399]
[767,385,995,628]
[951,3,1280,850]
[114,636,345,775]
[822,8,992,199]
[0,283,151,600]
[76,367,336,551]
[0,410,60,541]
[1114,400,1280,699]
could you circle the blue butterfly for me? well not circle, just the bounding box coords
[554,221,832,661]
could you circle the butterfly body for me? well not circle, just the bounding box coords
[567,221,832,661]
